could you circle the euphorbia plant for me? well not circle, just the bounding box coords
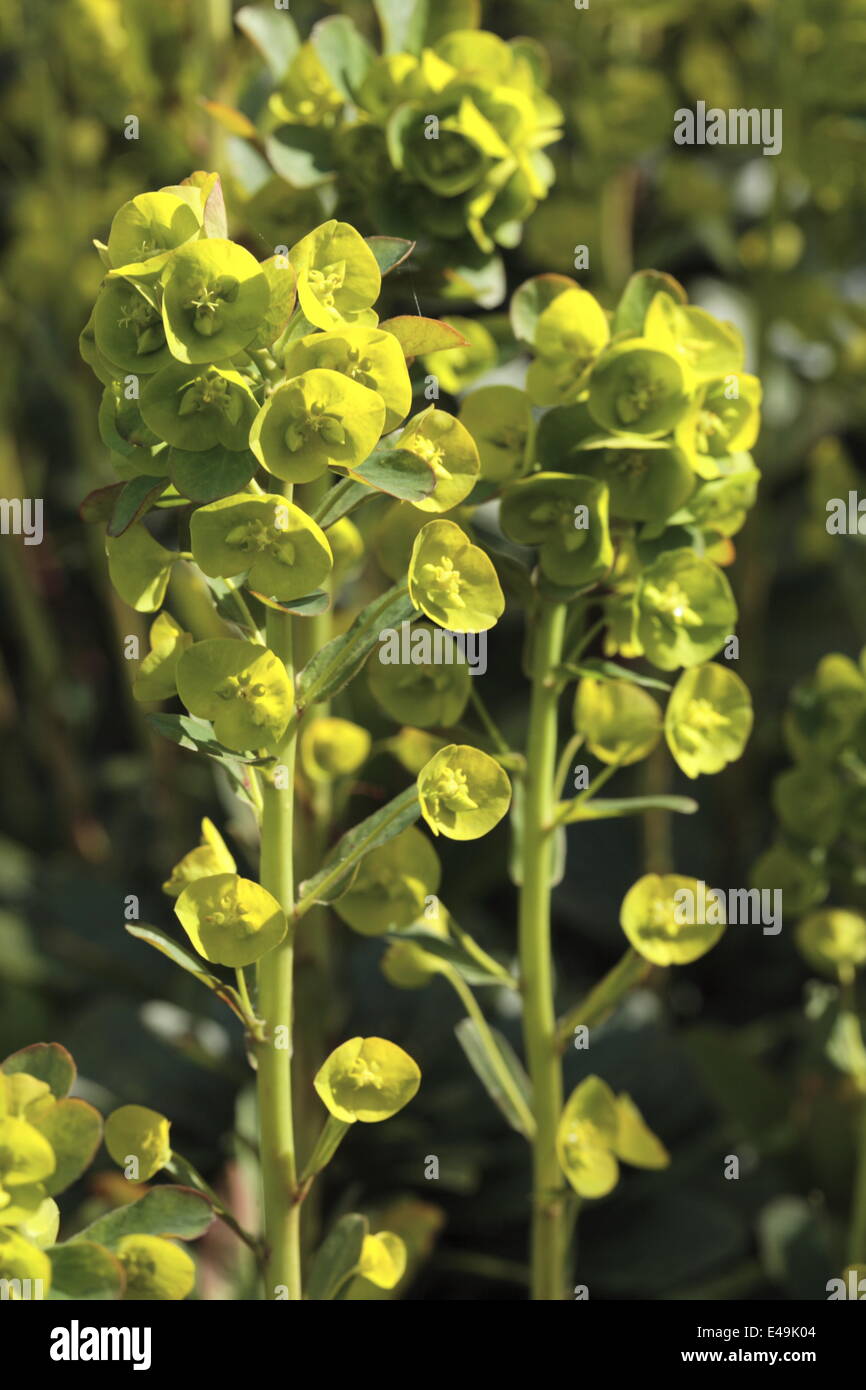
[78,171,512,1300]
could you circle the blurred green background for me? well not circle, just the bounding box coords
[1,0,865,1299]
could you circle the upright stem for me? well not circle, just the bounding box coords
[519,600,567,1300]
[849,1095,866,1265]
[256,601,302,1300]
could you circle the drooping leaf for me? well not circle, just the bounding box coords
[454,1018,534,1138]
[145,714,273,767]
[561,659,672,692]
[107,475,169,537]
[298,786,420,909]
[72,1186,215,1248]
[347,446,435,503]
[124,923,246,1023]
[297,583,415,707]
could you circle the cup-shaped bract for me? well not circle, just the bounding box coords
[283,325,411,432]
[409,520,504,632]
[556,1076,621,1199]
[527,286,611,406]
[588,339,689,437]
[250,369,385,484]
[93,279,172,374]
[751,841,828,917]
[176,639,293,752]
[175,873,287,967]
[772,766,844,847]
[190,494,333,602]
[368,629,471,729]
[574,677,662,767]
[104,1105,171,1181]
[358,1231,407,1289]
[665,663,753,778]
[300,717,371,782]
[644,292,744,388]
[334,826,441,936]
[398,408,480,514]
[0,1228,51,1295]
[380,901,452,990]
[572,438,695,525]
[675,454,760,539]
[161,239,268,364]
[106,191,201,271]
[675,375,762,479]
[636,548,736,670]
[796,909,866,983]
[133,612,192,703]
[140,364,257,453]
[459,386,533,483]
[500,473,613,588]
[162,818,236,897]
[289,220,381,331]
[314,1037,421,1124]
[620,872,726,966]
[115,1233,195,1301]
[614,1094,670,1171]
[417,743,512,841]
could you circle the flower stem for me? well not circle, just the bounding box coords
[519,600,568,1300]
[849,1095,866,1265]
[256,600,302,1300]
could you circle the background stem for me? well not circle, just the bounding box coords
[519,600,568,1300]
[256,600,301,1300]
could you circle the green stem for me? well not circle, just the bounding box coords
[553,759,622,825]
[519,600,568,1300]
[446,969,536,1139]
[256,599,302,1300]
[849,1097,866,1264]
[556,948,650,1051]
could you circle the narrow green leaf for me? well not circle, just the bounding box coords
[297,582,414,707]
[561,659,672,692]
[558,794,699,825]
[124,922,246,1021]
[314,477,373,529]
[146,713,273,766]
[80,483,123,525]
[248,589,330,617]
[107,475,169,537]
[393,926,512,988]
[454,1018,534,1138]
[298,786,420,910]
[72,1186,215,1248]
[307,1214,367,1301]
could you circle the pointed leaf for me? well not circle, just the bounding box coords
[366,237,415,276]
[72,1186,215,1247]
[108,475,170,537]
[298,786,419,910]
[454,1018,533,1138]
[298,583,414,707]
[558,794,699,825]
[308,1214,368,1301]
[381,316,469,358]
[235,5,300,79]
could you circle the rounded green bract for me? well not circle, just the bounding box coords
[500,472,613,588]
[175,873,287,967]
[588,339,688,437]
[636,548,736,670]
[368,627,472,728]
[314,1037,421,1123]
[399,407,480,514]
[574,677,661,766]
[409,520,504,632]
[176,639,294,752]
[664,663,753,778]
[300,717,371,782]
[283,325,411,432]
[190,493,333,602]
[796,909,866,982]
[250,369,385,484]
[620,872,726,966]
[104,1105,171,1181]
[417,743,512,840]
[161,238,269,364]
[116,1233,195,1301]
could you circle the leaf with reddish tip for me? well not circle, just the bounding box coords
[380,317,469,358]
